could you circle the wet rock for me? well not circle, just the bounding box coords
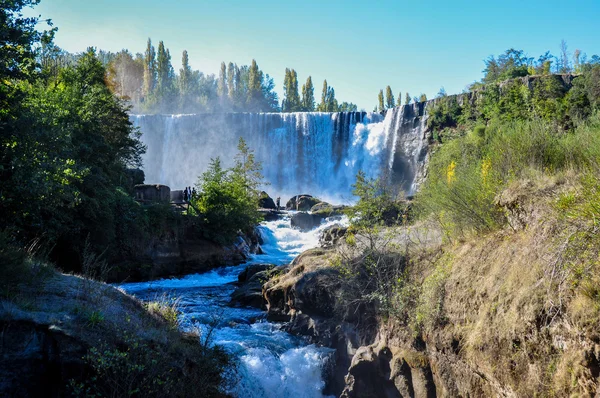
[319,224,348,247]
[290,212,323,231]
[230,264,277,308]
[286,194,320,211]
[259,191,276,209]
[310,202,347,219]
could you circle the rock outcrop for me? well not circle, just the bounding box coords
[230,263,276,308]
[262,179,600,397]
[310,202,347,219]
[0,271,226,397]
[108,223,262,282]
[259,191,277,209]
[290,212,323,231]
[286,194,320,211]
[319,224,348,247]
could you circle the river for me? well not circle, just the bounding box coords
[118,214,345,397]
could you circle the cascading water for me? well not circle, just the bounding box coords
[117,215,348,398]
[133,104,429,201]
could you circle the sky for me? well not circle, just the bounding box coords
[26,0,600,110]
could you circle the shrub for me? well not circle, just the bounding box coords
[146,293,181,329]
[416,114,600,238]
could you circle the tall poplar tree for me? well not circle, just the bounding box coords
[282,68,301,112]
[301,76,315,111]
[178,50,192,97]
[378,89,385,112]
[247,59,262,110]
[227,62,235,99]
[143,38,156,97]
[217,62,227,98]
[155,41,175,109]
[405,92,411,105]
[385,86,394,109]
[318,79,328,111]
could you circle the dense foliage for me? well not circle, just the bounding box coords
[418,53,600,239]
[0,1,164,275]
[192,138,264,244]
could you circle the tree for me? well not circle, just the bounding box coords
[282,68,301,112]
[247,59,262,110]
[143,38,156,97]
[178,50,193,98]
[194,139,264,244]
[339,102,357,111]
[227,62,235,99]
[0,0,53,79]
[217,62,227,98]
[155,41,175,108]
[405,92,411,105]
[419,93,427,102]
[557,39,571,73]
[106,50,143,103]
[385,86,394,109]
[317,79,328,111]
[483,48,532,83]
[396,92,402,106]
[301,76,315,111]
[378,89,385,112]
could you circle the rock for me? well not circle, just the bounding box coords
[134,184,171,203]
[286,194,320,211]
[291,212,323,231]
[319,224,348,247]
[230,264,276,308]
[311,202,348,219]
[237,263,275,283]
[259,191,276,209]
[0,272,225,397]
[259,209,282,222]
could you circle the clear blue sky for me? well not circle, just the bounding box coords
[27,0,600,110]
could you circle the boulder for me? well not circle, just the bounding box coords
[291,212,323,231]
[230,264,276,308]
[237,263,275,283]
[259,191,276,209]
[311,202,348,218]
[319,224,348,247]
[286,194,320,211]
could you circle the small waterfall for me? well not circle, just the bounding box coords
[132,106,429,201]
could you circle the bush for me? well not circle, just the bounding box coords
[69,332,231,398]
[192,138,264,245]
[416,114,600,238]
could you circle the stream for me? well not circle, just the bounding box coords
[118,214,345,398]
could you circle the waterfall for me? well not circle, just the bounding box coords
[132,104,429,202]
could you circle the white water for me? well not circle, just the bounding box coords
[133,106,429,202]
[118,215,348,398]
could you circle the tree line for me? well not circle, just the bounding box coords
[41,38,358,114]
[374,86,428,112]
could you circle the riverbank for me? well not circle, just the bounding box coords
[117,214,346,398]
[0,267,230,397]
[261,176,600,397]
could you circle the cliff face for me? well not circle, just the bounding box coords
[263,177,600,397]
[108,220,262,282]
